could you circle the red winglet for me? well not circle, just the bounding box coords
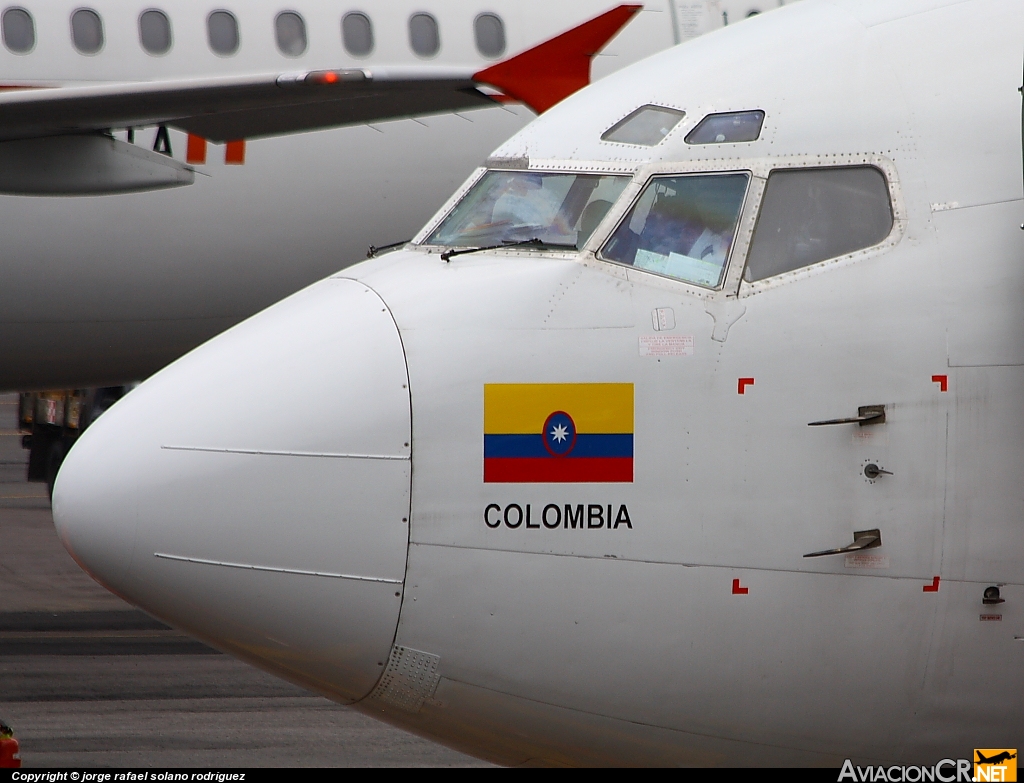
[474,4,642,114]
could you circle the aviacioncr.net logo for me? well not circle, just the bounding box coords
[839,759,973,782]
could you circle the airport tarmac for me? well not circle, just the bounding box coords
[0,394,486,767]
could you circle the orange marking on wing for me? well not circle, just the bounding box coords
[225,139,245,165]
[186,134,207,164]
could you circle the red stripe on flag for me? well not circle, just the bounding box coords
[225,139,246,164]
[186,134,207,164]
[484,457,632,483]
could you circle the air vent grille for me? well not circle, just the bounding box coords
[369,645,440,712]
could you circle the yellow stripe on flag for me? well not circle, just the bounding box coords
[484,383,633,434]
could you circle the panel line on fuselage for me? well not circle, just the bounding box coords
[161,444,410,460]
[408,542,974,584]
[153,552,404,584]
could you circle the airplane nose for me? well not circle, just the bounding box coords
[52,278,411,702]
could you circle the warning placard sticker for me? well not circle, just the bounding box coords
[639,335,694,357]
[844,553,890,569]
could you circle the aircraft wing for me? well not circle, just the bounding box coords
[0,68,489,143]
[0,4,641,143]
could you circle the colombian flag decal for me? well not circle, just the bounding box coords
[484,383,633,483]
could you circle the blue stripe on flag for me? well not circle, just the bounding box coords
[484,433,633,459]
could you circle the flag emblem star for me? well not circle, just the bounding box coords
[543,411,577,456]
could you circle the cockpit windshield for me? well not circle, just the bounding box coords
[426,170,630,250]
[600,173,749,288]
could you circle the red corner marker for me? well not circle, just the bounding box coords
[932,374,948,392]
[732,579,749,595]
[923,576,940,592]
[738,378,755,394]
[474,5,642,114]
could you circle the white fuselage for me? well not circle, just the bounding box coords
[0,0,784,390]
[50,0,1010,767]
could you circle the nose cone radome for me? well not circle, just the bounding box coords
[53,278,411,702]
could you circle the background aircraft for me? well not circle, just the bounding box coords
[0,0,786,392]
[52,0,1024,766]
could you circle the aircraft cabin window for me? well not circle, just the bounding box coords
[409,13,439,58]
[342,12,373,56]
[743,166,893,282]
[686,110,765,144]
[138,9,172,55]
[602,105,686,146]
[71,8,104,54]
[207,10,239,56]
[601,173,749,289]
[2,7,34,53]
[426,170,629,250]
[474,13,505,58]
[275,11,306,57]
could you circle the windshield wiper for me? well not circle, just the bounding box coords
[441,237,577,262]
[367,239,411,259]
[524,239,579,251]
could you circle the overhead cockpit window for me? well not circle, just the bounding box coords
[207,10,239,56]
[685,110,764,144]
[275,11,306,57]
[743,166,893,282]
[2,8,34,54]
[342,12,373,56]
[426,170,629,250]
[601,173,749,288]
[139,9,172,55]
[409,13,440,58]
[71,8,104,54]
[602,105,686,146]
[474,13,505,58]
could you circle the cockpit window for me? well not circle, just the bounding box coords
[426,170,629,250]
[685,110,765,144]
[743,166,893,282]
[602,105,686,146]
[601,173,749,288]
